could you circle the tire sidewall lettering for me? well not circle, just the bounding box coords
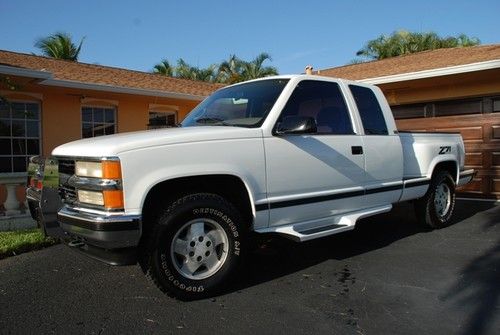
[156,203,242,294]
[192,207,241,239]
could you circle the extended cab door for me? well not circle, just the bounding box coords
[346,84,404,207]
[263,79,366,227]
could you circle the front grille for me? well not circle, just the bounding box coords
[59,185,77,204]
[58,159,75,175]
[58,159,76,204]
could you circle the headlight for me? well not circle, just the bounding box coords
[75,160,122,179]
[76,161,102,178]
[77,190,124,209]
[77,190,104,206]
[74,158,124,209]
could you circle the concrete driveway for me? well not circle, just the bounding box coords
[0,200,499,335]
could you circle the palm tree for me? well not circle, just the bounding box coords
[443,33,481,48]
[193,65,217,82]
[241,53,278,81]
[153,60,174,76]
[173,59,218,82]
[35,32,85,61]
[217,55,244,84]
[174,59,199,80]
[151,53,279,83]
[356,30,481,60]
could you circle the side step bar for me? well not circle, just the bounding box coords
[255,205,392,242]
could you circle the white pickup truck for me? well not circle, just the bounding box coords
[27,75,474,299]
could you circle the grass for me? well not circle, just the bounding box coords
[0,228,58,260]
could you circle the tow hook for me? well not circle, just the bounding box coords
[68,240,85,248]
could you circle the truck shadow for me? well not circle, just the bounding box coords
[229,200,496,295]
[440,205,500,335]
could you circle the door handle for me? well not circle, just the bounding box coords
[351,146,363,155]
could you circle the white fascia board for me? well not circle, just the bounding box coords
[0,65,53,80]
[40,79,207,101]
[360,59,500,85]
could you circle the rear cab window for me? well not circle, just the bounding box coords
[349,85,388,135]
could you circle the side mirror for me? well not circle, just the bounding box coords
[276,116,317,135]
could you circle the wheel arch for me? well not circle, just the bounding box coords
[429,158,458,184]
[140,174,256,237]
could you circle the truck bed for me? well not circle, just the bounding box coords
[399,132,465,180]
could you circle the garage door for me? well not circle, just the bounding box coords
[393,96,500,199]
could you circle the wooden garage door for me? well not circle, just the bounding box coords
[393,97,500,199]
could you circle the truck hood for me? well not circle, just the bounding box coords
[52,126,263,157]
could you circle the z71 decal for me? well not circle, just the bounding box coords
[439,146,451,154]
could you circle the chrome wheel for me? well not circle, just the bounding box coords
[170,218,229,280]
[434,183,451,217]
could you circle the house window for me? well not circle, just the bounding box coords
[0,101,41,173]
[148,111,177,129]
[82,106,116,138]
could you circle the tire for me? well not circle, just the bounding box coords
[139,193,246,300]
[414,170,456,229]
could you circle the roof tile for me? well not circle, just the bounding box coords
[318,45,500,80]
[0,49,223,97]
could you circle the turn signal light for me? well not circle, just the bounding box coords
[102,161,122,179]
[103,190,124,209]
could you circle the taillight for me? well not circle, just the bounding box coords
[29,177,43,190]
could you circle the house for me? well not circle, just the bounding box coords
[317,45,500,199]
[0,50,222,215]
[1,45,498,218]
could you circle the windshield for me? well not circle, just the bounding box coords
[181,79,289,128]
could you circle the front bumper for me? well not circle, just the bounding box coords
[57,206,141,249]
[57,206,141,265]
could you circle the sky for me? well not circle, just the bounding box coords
[0,0,499,74]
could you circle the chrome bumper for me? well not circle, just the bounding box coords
[458,169,476,187]
[57,206,141,249]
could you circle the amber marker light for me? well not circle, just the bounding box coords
[102,161,122,179]
[103,190,124,209]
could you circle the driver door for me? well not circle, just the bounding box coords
[264,80,366,226]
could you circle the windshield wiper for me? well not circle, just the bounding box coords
[195,117,230,126]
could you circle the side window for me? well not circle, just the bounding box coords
[349,85,388,135]
[278,80,353,135]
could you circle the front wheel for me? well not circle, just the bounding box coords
[140,193,246,300]
[414,170,456,228]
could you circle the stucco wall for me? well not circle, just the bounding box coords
[3,82,201,156]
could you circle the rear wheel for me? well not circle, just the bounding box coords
[415,170,456,228]
[140,193,246,300]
